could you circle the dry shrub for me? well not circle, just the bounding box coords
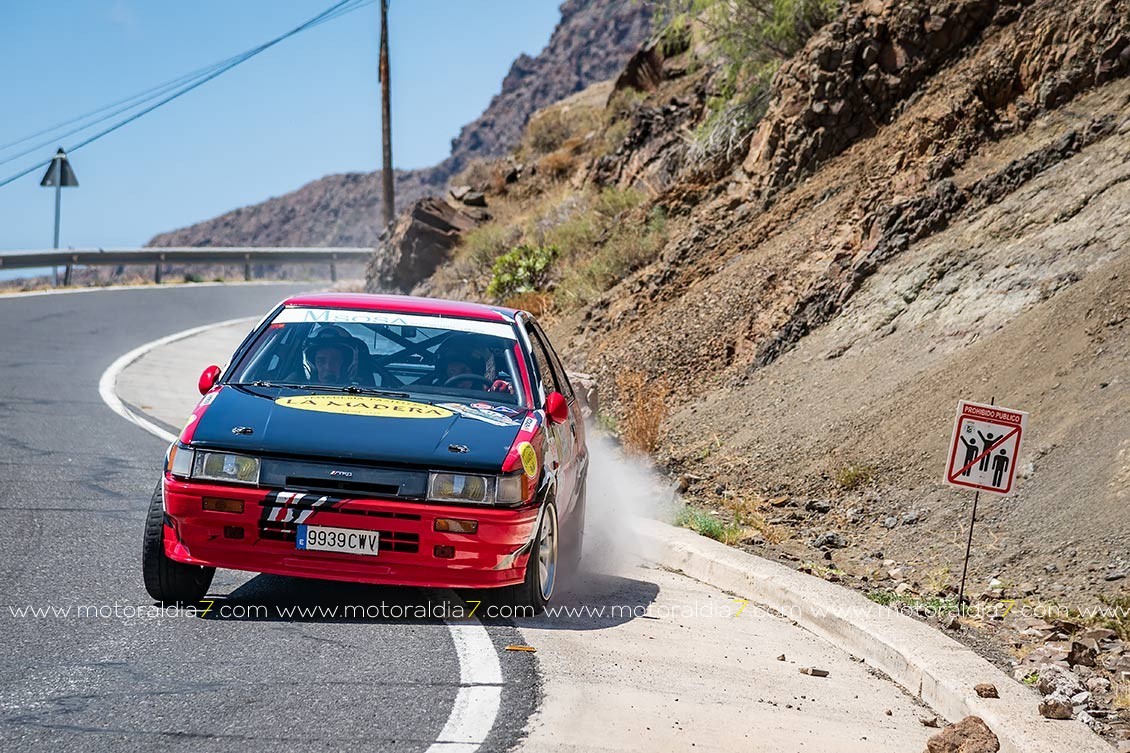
[616,370,671,454]
[1114,678,1130,710]
[731,496,787,543]
[524,105,601,156]
[525,109,573,154]
[538,149,578,179]
[452,158,510,195]
[836,463,875,490]
[504,291,554,317]
[452,158,493,189]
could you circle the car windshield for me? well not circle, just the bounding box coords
[227,307,526,407]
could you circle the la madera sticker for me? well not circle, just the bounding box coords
[276,395,454,419]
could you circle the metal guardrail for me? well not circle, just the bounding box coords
[0,247,373,285]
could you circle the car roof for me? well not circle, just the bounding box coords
[281,293,519,323]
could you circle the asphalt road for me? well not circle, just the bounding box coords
[0,285,537,752]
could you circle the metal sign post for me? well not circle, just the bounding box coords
[957,488,980,609]
[39,148,79,286]
[943,397,1028,611]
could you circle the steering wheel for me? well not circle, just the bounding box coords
[444,374,492,388]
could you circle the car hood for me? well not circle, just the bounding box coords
[188,386,528,471]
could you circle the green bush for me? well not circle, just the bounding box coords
[674,506,745,545]
[486,244,559,300]
[461,223,515,269]
[657,0,839,81]
[554,205,667,309]
[655,0,841,154]
[594,186,644,218]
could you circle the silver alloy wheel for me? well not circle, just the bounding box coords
[537,506,558,601]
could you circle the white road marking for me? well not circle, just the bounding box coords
[427,594,505,753]
[97,318,506,753]
[97,316,258,444]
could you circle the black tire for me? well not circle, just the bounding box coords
[142,481,214,604]
[498,502,558,616]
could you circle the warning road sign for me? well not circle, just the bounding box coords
[944,400,1028,495]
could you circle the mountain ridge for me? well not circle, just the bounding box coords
[148,0,651,248]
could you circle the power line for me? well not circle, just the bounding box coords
[0,56,240,156]
[0,61,238,169]
[0,0,374,161]
[0,0,374,190]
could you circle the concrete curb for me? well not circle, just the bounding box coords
[630,518,1113,753]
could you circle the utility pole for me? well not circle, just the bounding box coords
[379,0,395,227]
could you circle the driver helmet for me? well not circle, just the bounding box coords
[434,334,492,382]
[302,326,361,382]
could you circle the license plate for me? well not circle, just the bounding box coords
[296,524,379,556]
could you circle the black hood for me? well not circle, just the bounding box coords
[189,386,527,472]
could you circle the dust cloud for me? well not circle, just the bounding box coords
[578,429,680,576]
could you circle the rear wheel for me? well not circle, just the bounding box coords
[142,481,214,604]
[498,502,558,615]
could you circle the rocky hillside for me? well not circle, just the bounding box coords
[369,0,1129,735]
[148,0,651,248]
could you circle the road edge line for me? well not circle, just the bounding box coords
[630,517,1112,753]
[426,592,505,753]
[97,316,257,444]
[99,319,507,753]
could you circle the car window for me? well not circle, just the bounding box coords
[227,307,527,407]
[522,320,560,399]
[529,319,575,401]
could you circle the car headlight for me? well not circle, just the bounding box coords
[166,444,194,478]
[429,473,491,504]
[192,451,260,485]
[495,473,530,506]
[428,472,532,506]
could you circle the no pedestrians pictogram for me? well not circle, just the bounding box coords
[944,400,1028,495]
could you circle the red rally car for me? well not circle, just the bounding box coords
[142,293,588,612]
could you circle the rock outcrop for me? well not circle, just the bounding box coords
[744,0,1130,195]
[364,198,481,293]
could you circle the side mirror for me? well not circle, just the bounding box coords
[545,391,569,425]
[198,364,221,395]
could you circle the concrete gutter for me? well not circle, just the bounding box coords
[630,517,1114,753]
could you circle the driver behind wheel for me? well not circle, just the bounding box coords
[433,336,511,393]
[302,327,361,385]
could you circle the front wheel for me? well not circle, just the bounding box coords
[499,502,558,615]
[141,481,214,604]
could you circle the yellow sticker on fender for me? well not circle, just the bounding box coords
[518,441,538,478]
[275,395,454,419]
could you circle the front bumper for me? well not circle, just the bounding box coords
[161,476,539,589]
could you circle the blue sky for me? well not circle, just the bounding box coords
[0,0,561,253]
